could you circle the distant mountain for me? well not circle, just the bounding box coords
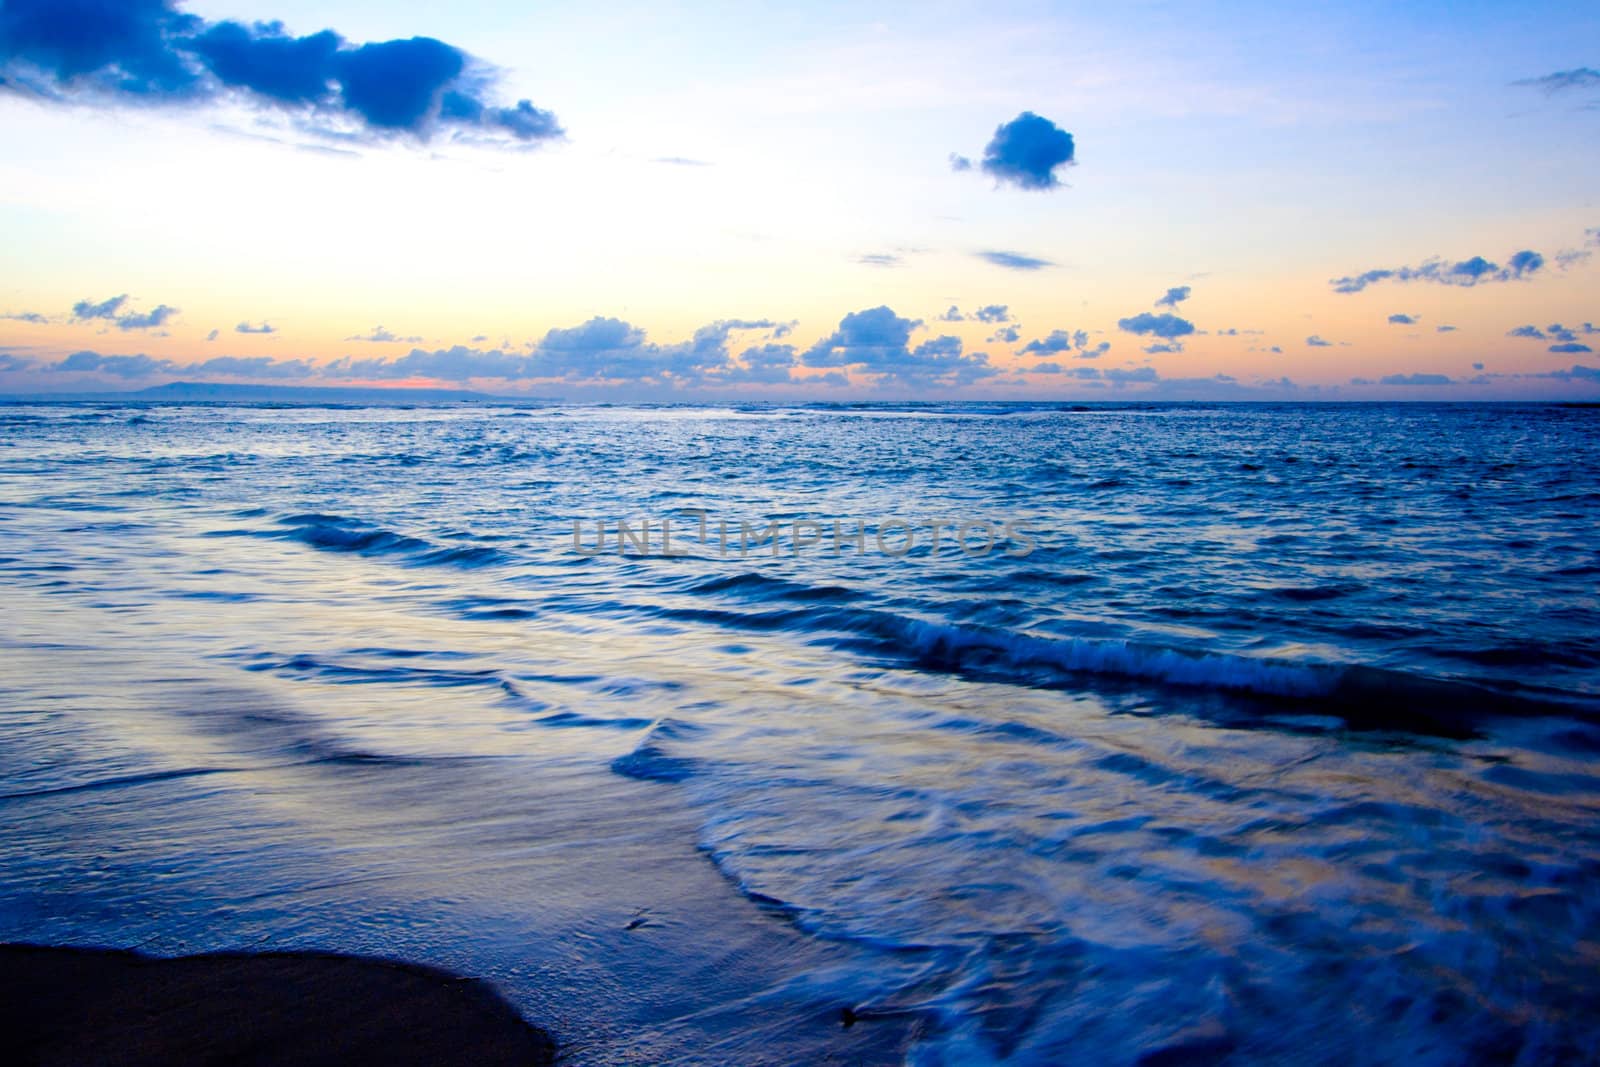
[0,381,557,405]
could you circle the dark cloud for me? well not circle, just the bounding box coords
[976,250,1053,271]
[115,303,178,330]
[802,306,994,385]
[1155,286,1191,309]
[1550,342,1593,354]
[72,294,128,320]
[1473,362,1485,370]
[976,112,1075,190]
[0,0,562,147]
[1387,313,1417,325]
[50,349,174,378]
[235,321,275,334]
[1117,312,1195,340]
[1380,373,1453,386]
[194,355,312,378]
[346,326,422,343]
[1512,68,1600,94]
[974,304,1010,323]
[1331,250,1545,293]
[70,293,176,331]
[0,353,33,371]
[1306,335,1333,347]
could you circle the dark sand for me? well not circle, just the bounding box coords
[0,943,556,1066]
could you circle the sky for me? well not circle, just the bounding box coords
[1,0,1597,400]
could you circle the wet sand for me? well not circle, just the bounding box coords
[0,943,556,1066]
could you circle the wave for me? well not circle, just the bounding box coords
[649,596,1598,735]
[207,513,509,569]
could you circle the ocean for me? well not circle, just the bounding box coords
[1,401,1597,1064]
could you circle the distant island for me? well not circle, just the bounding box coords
[0,382,557,405]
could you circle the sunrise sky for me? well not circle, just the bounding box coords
[1,0,1597,399]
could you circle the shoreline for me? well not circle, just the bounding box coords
[0,943,557,1066]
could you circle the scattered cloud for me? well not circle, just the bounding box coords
[0,0,563,147]
[1117,312,1195,340]
[1379,373,1453,386]
[0,310,48,323]
[206,328,220,341]
[1155,286,1191,309]
[69,294,178,331]
[1511,68,1600,94]
[1550,342,1593,354]
[1330,250,1545,293]
[346,326,423,343]
[988,326,1020,343]
[856,253,902,268]
[1387,313,1417,325]
[1018,328,1107,360]
[803,306,994,385]
[235,321,275,334]
[1436,325,1457,333]
[1306,335,1333,347]
[938,306,965,322]
[653,156,710,167]
[1105,366,1160,384]
[976,250,1053,271]
[194,355,313,378]
[974,304,1010,323]
[948,153,973,172]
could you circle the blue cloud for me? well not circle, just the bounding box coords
[977,112,1075,190]
[346,326,422,343]
[0,0,562,146]
[1022,329,1109,360]
[938,306,965,322]
[194,355,312,378]
[71,294,128,320]
[976,250,1053,271]
[115,303,177,330]
[1142,343,1182,354]
[1117,312,1195,340]
[1155,286,1191,309]
[1030,361,1062,374]
[1436,324,1457,333]
[1306,335,1333,347]
[948,153,973,172]
[327,345,528,382]
[1550,342,1593,354]
[974,304,1010,323]
[1331,250,1545,293]
[1508,325,1546,339]
[235,321,275,334]
[803,306,994,385]
[50,349,174,377]
[1387,313,1417,325]
[1512,68,1600,94]
[1,310,48,323]
[1105,366,1159,384]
